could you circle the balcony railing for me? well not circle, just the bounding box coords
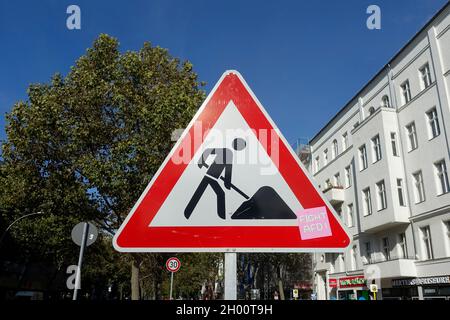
[362,255,418,278]
[362,255,416,266]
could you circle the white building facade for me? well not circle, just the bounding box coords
[307,3,450,300]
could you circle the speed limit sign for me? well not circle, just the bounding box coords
[166,257,181,273]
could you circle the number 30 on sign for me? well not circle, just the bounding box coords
[166,257,181,273]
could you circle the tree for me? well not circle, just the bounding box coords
[1,34,205,299]
[237,253,312,300]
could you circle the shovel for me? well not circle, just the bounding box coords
[202,163,250,200]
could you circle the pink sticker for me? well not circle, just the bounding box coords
[296,207,332,240]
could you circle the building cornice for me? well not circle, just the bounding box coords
[397,81,437,113]
[409,204,450,222]
[313,145,353,177]
[391,44,430,81]
[350,106,396,135]
[415,256,450,267]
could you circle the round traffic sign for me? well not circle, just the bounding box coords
[166,257,181,272]
[71,222,98,247]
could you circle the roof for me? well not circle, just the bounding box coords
[309,1,450,145]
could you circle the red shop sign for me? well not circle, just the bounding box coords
[329,278,337,288]
[339,276,366,288]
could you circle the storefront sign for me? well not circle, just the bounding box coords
[392,275,450,287]
[294,281,312,290]
[329,278,337,288]
[339,276,366,288]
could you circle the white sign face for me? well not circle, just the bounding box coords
[293,289,299,298]
[166,257,181,273]
[150,101,302,228]
[370,284,378,293]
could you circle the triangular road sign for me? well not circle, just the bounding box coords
[113,70,350,252]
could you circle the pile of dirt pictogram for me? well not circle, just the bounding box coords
[231,186,297,219]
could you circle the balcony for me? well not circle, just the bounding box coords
[314,261,333,272]
[363,256,417,278]
[314,253,335,273]
[360,208,410,233]
[323,186,344,205]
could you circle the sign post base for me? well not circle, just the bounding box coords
[224,252,237,300]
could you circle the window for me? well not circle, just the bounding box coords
[365,242,372,264]
[342,132,348,150]
[426,108,440,139]
[419,63,432,89]
[445,221,450,244]
[406,122,418,151]
[332,139,338,159]
[397,179,406,207]
[334,172,341,187]
[445,221,450,257]
[413,171,426,203]
[435,160,450,195]
[376,180,387,211]
[347,204,354,228]
[351,245,357,270]
[315,156,320,173]
[345,165,352,188]
[382,237,391,261]
[336,206,343,220]
[362,188,372,216]
[325,253,333,264]
[420,226,434,260]
[398,233,408,259]
[372,134,382,162]
[323,149,328,166]
[382,95,391,108]
[339,254,345,272]
[401,80,412,104]
[359,145,368,170]
[390,132,399,157]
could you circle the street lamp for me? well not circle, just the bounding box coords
[0,211,45,245]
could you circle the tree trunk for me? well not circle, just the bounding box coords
[278,279,285,300]
[131,257,141,300]
[140,280,144,300]
[252,266,259,289]
[273,265,285,300]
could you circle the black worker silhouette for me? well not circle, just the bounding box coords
[184,137,297,220]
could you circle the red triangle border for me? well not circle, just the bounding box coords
[113,71,350,252]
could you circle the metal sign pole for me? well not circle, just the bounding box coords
[73,222,89,300]
[169,272,174,300]
[224,252,237,300]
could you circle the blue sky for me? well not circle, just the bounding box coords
[0,0,447,146]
